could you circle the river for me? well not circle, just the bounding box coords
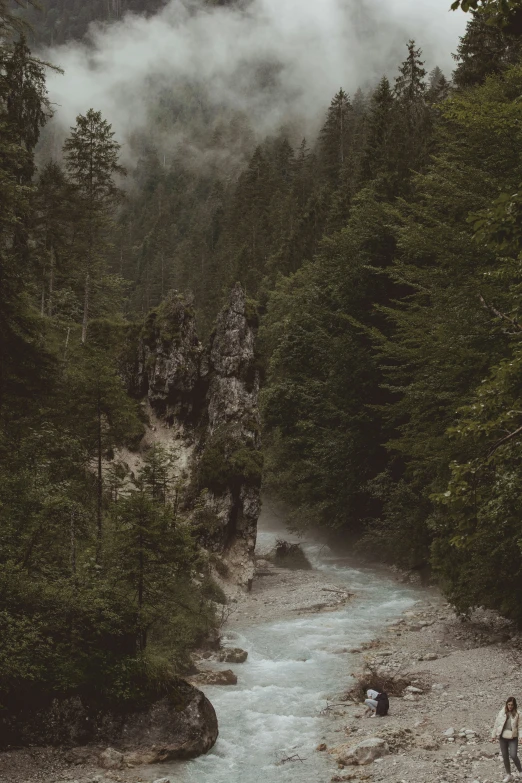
[146,505,418,783]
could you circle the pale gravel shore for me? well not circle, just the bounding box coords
[322,597,522,783]
[228,559,356,627]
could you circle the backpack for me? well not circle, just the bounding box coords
[375,691,389,716]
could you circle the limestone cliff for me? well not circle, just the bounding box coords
[130,283,261,589]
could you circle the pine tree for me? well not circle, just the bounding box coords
[395,40,427,104]
[318,89,353,187]
[110,449,200,652]
[2,35,51,183]
[427,67,451,104]
[0,33,54,409]
[0,1,37,44]
[292,138,314,208]
[63,109,125,343]
[67,345,141,563]
[361,76,397,191]
[394,41,431,186]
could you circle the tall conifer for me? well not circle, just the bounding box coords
[319,89,353,187]
[63,109,125,343]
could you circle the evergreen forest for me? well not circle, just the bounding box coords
[3,0,522,713]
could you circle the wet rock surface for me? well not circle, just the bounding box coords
[189,669,238,687]
[218,647,248,663]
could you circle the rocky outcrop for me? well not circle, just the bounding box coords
[132,292,205,421]
[130,284,262,589]
[195,284,261,587]
[0,680,218,761]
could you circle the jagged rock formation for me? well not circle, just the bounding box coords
[131,283,262,589]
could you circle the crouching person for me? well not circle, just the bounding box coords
[364,689,389,717]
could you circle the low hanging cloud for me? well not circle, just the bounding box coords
[43,0,467,165]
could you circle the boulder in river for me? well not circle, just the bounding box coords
[190,669,238,686]
[218,647,248,663]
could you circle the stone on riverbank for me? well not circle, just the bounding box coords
[336,737,390,766]
[99,748,124,770]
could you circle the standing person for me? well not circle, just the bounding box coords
[363,688,389,717]
[491,696,522,782]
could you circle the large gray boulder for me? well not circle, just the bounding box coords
[0,680,218,762]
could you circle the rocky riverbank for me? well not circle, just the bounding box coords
[321,597,522,783]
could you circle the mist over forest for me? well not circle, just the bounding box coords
[32,0,466,182]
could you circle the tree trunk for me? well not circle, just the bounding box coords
[63,327,71,361]
[48,245,55,317]
[82,271,90,344]
[70,508,77,575]
[96,386,103,564]
[138,524,146,650]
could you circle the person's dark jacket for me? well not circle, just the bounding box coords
[375,691,389,716]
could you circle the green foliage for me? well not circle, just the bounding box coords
[261,189,397,531]
[451,0,522,34]
[453,9,522,87]
[197,428,263,493]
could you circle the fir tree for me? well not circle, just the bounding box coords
[67,345,141,563]
[34,161,73,317]
[361,76,397,191]
[395,40,427,104]
[63,109,125,343]
[427,67,451,104]
[318,89,353,187]
[0,33,53,408]
[394,41,431,186]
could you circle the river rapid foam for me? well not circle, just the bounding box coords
[147,507,418,783]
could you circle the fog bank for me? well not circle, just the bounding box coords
[43,0,467,163]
